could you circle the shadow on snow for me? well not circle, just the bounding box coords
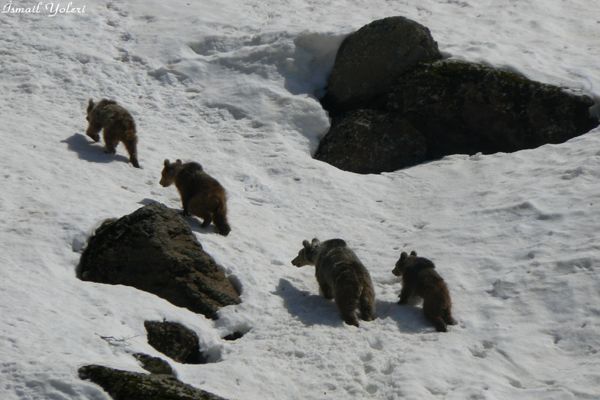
[62,133,130,166]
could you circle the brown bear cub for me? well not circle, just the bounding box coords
[291,238,376,327]
[393,251,456,332]
[85,99,140,168]
[160,159,231,236]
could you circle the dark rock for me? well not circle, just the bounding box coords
[314,109,427,173]
[322,16,441,112]
[79,365,227,400]
[387,60,599,158]
[78,203,240,319]
[317,16,599,174]
[133,353,175,376]
[317,58,598,173]
[145,321,207,364]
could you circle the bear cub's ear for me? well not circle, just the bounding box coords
[399,252,408,261]
[302,240,311,249]
[87,99,95,112]
[410,250,417,257]
[164,159,170,167]
[310,238,320,248]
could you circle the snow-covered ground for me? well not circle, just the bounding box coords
[1,0,599,399]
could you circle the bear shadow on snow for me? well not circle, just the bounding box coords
[62,133,130,165]
[274,278,344,327]
[275,279,434,332]
[138,198,215,235]
[374,299,432,334]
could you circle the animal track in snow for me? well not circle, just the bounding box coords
[487,280,519,300]
[106,2,129,17]
[367,336,384,350]
[478,200,562,222]
[469,340,494,358]
[561,167,584,180]
[140,15,157,23]
[555,258,593,273]
[148,67,189,84]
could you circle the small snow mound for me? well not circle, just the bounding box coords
[148,67,189,84]
[215,307,253,341]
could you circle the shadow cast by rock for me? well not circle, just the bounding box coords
[375,299,432,334]
[274,278,343,327]
[62,133,129,165]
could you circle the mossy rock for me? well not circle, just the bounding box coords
[387,59,598,158]
[133,353,175,376]
[314,109,427,173]
[145,321,207,364]
[79,365,227,400]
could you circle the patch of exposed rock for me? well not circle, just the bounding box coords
[145,321,207,364]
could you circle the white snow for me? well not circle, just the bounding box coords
[1,0,600,399]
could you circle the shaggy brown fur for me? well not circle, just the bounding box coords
[160,159,231,236]
[85,99,140,168]
[291,238,376,327]
[393,251,456,332]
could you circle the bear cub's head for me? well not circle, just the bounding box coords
[291,238,321,267]
[160,159,184,187]
[392,250,418,276]
[85,99,101,142]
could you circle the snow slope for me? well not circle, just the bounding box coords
[1,0,599,399]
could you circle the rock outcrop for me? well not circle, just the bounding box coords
[316,17,599,173]
[78,203,240,319]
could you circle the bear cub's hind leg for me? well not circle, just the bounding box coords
[359,290,376,321]
[424,302,447,332]
[335,285,360,327]
[103,129,119,154]
[443,309,457,326]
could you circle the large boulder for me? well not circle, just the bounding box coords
[316,17,599,174]
[322,16,442,112]
[314,109,427,173]
[387,60,599,158]
[145,320,206,364]
[78,203,240,319]
[79,365,227,400]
